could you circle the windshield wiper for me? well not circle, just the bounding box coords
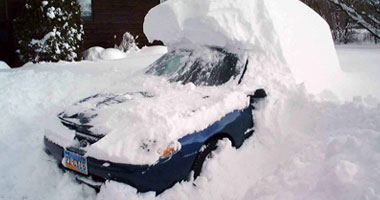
[238,59,249,85]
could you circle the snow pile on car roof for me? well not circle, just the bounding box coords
[144,0,279,53]
[144,0,342,94]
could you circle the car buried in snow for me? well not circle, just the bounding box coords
[44,46,267,193]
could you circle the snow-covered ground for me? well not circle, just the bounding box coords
[0,44,379,200]
[334,44,380,100]
[1,0,379,198]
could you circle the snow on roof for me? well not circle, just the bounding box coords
[144,0,278,53]
[144,0,343,94]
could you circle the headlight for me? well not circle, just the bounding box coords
[157,141,181,159]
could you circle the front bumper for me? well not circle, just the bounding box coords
[43,136,195,193]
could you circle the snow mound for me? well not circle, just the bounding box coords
[83,46,105,61]
[144,0,343,94]
[0,61,10,69]
[83,47,127,61]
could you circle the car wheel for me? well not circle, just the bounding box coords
[191,138,219,179]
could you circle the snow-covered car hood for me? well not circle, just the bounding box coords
[89,86,251,165]
[58,91,155,137]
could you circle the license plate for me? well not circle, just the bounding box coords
[63,150,88,175]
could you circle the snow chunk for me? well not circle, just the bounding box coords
[0,61,10,69]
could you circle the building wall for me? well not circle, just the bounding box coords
[2,0,160,67]
[0,0,24,67]
[83,0,160,49]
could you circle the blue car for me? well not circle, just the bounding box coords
[44,46,267,194]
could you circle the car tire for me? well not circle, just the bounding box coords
[191,138,219,179]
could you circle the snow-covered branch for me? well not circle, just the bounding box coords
[328,0,380,40]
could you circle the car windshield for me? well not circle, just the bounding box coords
[146,47,245,86]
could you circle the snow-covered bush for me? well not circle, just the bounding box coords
[115,32,139,53]
[333,28,378,44]
[13,0,84,64]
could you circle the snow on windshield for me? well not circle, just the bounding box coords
[146,47,246,86]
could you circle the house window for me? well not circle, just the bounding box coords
[77,0,92,19]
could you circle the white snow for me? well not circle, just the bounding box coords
[98,48,128,60]
[0,0,380,198]
[0,61,10,69]
[42,1,48,7]
[265,0,343,94]
[47,7,56,19]
[333,44,380,99]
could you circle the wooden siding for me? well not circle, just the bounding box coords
[84,0,160,49]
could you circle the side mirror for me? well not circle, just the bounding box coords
[249,89,267,105]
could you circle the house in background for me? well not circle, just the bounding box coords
[0,0,161,68]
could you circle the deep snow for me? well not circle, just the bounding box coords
[1,0,379,198]
[0,44,379,200]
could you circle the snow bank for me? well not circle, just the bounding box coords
[144,0,343,94]
[0,61,10,69]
